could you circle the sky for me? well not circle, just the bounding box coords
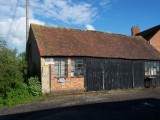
[0,0,160,53]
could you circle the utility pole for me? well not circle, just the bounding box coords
[26,0,29,42]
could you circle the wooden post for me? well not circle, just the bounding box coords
[26,0,29,42]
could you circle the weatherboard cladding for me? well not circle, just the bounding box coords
[85,58,145,91]
[30,24,160,60]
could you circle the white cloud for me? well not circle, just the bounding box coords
[0,17,44,53]
[0,0,99,52]
[0,19,12,35]
[30,0,97,25]
[12,37,23,46]
[85,24,95,30]
[0,0,45,52]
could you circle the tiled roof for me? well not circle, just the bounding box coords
[30,24,160,60]
[136,25,160,40]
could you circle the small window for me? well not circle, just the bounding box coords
[71,58,84,77]
[54,58,67,78]
[145,62,159,76]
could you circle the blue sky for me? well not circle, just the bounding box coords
[0,0,160,53]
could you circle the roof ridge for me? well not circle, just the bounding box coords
[30,23,134,38]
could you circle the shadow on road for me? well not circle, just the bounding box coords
[1,98,160,120]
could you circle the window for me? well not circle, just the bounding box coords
[145,62,160,76]
[71,58,84,77]
[54,58,67,78]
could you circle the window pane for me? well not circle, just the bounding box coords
[153,68,157,75]
[61,71,65,77]
[71,59,75,76]
[53,58,67,77]
[61,66,66,75]
[54,69,58,77]
[147,62,150,68]
[71,58,83,76]
[77,69,83,75]
[71,66,75,71]
[157,65,159,71]
[54,60,59,65]
[61,60,66,66]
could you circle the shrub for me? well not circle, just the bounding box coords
[3,83,32,106]
[28,77,42,96]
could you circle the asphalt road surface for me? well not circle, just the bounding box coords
[1,89,160,120]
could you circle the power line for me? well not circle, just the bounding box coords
[6,0,20,41]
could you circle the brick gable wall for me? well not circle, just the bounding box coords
[150,30,160,52]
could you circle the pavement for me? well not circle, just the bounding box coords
[0,88,160,120]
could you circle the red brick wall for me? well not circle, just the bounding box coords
[150,31,160,52]
[50,58,84,91]
[131,26,140,36]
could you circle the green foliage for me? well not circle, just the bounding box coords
[28,77,42,96]
[0,47,23,97]
[3,83,32,106]
[0,38,42,107]
[17,52,28,81]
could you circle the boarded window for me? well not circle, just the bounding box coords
[71,58,84,77]
[54,58,67,78]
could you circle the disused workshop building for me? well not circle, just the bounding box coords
[27,24,160,93]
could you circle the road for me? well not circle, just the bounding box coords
[0,89,160,120]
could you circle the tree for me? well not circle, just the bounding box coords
[17,52,28,81]
[0,38,23,98]
[0,37,7,50]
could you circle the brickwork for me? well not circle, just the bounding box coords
[41,57,84,93]
[150,31,160,52]
[131,26,140,36]
[50,77,84,91]
[50,58,84,91]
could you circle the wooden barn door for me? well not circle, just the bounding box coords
[85,58,134,91]
[85,58,104,91]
